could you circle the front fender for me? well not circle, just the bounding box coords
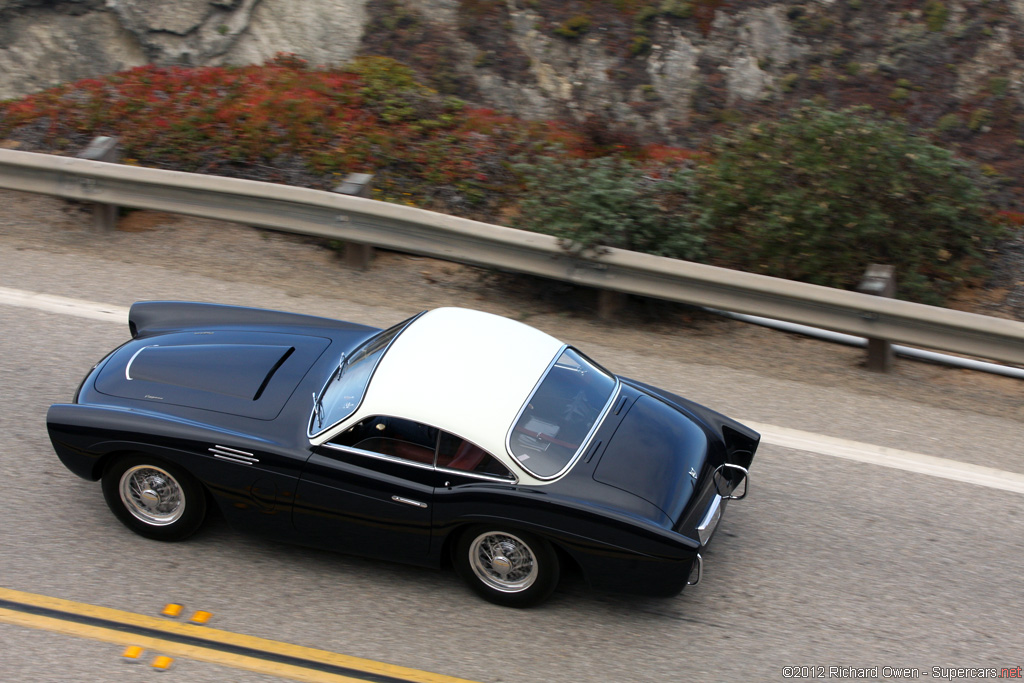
[46,403,274,480]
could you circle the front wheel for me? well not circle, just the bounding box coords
[101,455,207,542]
[454,526,559,607]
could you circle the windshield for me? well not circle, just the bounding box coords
[310,315,417,436]
[508,348,618,479]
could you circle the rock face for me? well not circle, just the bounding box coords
[3,0,1024,153]
[0,0,368,99]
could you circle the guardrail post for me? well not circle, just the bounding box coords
[333,173,375,270]
[857,264,896,372]
[77,136,121,232]
[597,290,627,320]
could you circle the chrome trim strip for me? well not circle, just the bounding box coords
[208,446,259,465]
[124,345,157,380]
[686,553,703,586]
[501,342,565,464]
[391,495,427,508]
[307,312,425,439]
[213,454,256,465]
[696,495,723,546]
[209,445,254,457]
[321,442,435,471]
[436,465,517,484]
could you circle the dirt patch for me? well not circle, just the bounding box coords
[116,210,182,233]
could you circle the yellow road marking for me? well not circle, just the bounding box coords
[151,654,174,670]
[0,606,367,683]
[161,603,183,618]
[190,609,213,625]
[0,587,479,683]
[122,644,144,660]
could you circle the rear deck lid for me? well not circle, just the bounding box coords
[593,394,708,520]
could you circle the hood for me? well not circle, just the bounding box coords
[593,394,708,520]
[94,330,332,420]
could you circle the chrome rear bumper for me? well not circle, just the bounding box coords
[687,464,751,587]
[686,553,703,586]
[696,495,723,545]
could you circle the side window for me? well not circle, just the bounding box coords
[437,432,514,480]
[332,416,437,466]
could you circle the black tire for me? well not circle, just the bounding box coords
[453,525,559,607]
[101,455,207,542]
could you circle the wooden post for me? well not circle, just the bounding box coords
[333,173,375,270]
[77,136,121,232]
[857,264,896,372]
[597,290,627,321]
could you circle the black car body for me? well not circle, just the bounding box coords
[48,302,757,606]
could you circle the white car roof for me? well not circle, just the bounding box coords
[351,308,564,478]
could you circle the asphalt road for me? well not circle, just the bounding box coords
[1,198,1022,682]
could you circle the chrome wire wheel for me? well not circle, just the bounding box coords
[118,464,185,526]
[468,531,539,593]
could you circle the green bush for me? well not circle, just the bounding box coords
[924,1,949,31]
[629,34,653,56]
[347,56,434,124]
[660,0,692,19]
[554,15,592,39]
[514,155,704,260]
[780,73,800,92]
[935,113,961,132]
[989,76,1010,98]
[695,104,1002,304]
[968,108,991,131]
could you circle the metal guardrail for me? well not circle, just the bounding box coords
[1,147,1023,366]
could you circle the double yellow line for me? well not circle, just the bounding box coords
[0,587,478,683]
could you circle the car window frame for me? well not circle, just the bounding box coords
[308,312,424,439]
[505,345,620,481]
[321,414,518,484]
[435,430,516,482]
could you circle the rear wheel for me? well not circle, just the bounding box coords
[101,455,207,541]
[454,526,559,607]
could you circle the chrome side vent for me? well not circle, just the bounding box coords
[208,445,259,465]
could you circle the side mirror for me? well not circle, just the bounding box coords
[713,463,749,500]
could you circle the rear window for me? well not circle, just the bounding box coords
[508,348,617,479]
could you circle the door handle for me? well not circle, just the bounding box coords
[391,495,427,509]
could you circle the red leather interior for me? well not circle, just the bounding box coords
[447,440,486,472]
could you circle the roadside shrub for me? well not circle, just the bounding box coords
[514,155,704,260]
[660,1,693,19]
[924,1,949,31]
[346,56,434,124]
[554,15,592,39]
[935,113,961,132]
[0,57,590,217]
[695,104,1003,304]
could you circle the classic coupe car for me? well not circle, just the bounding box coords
[48,303,757,607]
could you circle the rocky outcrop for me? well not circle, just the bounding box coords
[359,1,1024,145]
[0,0,367,99]
[4,0,1024,152]
[0,4,144,98]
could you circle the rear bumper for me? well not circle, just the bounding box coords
[696,495,724,546]
[686,553,703,586]
[574,549,704,597]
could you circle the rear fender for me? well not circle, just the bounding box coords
[624,379,760,468]
[433,490,699,594]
